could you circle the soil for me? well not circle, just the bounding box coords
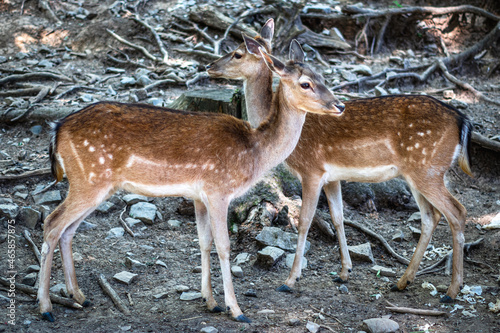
[1,1,499,332]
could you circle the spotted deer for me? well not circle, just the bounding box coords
[37,39,344,323]
[207,18,473,302]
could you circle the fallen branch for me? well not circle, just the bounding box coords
[344,219,410,265]
[472,132,500,152]
[119,207,136,237]
[0,277,82,310]
[0,72,72,87]
[385,301,448,316]
[97,273,131,315]
[132,14,168,62]
[172,48,220,60]
[23,230,41,264]
[106,29,160,63]
[0,168,51,181]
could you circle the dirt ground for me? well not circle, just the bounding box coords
[1,1,499,332]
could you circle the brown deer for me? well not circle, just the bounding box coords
[207,18,473,303]
[37,38,344,323]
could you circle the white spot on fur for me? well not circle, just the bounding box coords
[99,157,105,164]
[89,146,95,152]
[418,132,424,136]
[415,143,420,149]
[83,140,89,146]
[108,154,113,160]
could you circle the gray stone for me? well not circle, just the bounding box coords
[392,230,404,242]
[352,64,372,76]
[33,190,62,205]
[234,252,251,266]
[370,265,396,277]
[256,227,310,253]
[288,318,301,326]
[180,291,202,301]
[153,291,169,299]
[113,271,138,285]
[37,59,54,68]
[389,56,403,65]
[17,207,41,229]
[348,242,375,263]
[340,69,357,81]
[167,219,182,229]
[0,203,19,219]
[408,212,421,223]
[73,252,83,261]
[0,56,7,63]
[79,94,94,103]
[125,217,142,228]
[14,192,29,200]
[129,202,157,225]
[231,265,243,278]
[125,257,147,270]
[285,253,307,269]
[12,184,27,192]
[132,88,148,100]
[200,326,218,333]
[38,205,51,221]
[155,260,168,268]
[22,273,37,286]
[50,283,68,296]
[362,318,399,333]
[137,76,153,87]
[26,265,40,273]
[192,266,202,273]
[106,227,125,239]
[120,77,136,86]
[409,225,421,237]
[77,220,98,232]
[338,284,349,294]
[244,289,257,297]
[0,197,14,204]
[256,246,285,268]
[306,321,320,333]
[95,201,114,213]
[175,285,190,293]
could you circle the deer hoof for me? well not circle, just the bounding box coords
[276,284,293,293]
[235,314,252,323]
[440,295,454,303]
[211,306,224,313]
[390,284,402,292]
[333,277,348,284]
[42,312,55,322]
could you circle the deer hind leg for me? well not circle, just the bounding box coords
[393,187,441,292]
[323,181,352,283]
[194,199,223,313]
[278,175,323,292]
[38,186,111,321]
[206,196,249,323]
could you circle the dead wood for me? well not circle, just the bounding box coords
[472,132,500,152]
[132,15,169,62]
[0,277,82,310]
[106,29,161,63]
[0,87,44,97]
[119,207,136,237]
[385,301,449,316]
[37,0,62,24]
[23,230,41,265]
[0,72,72,87]
[0,168,51,181]
[344,219,410,265]
[97,274,131,315]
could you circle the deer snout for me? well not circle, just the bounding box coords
[336,102,345,113]
[205,63,213,70]
[325,100,345,115]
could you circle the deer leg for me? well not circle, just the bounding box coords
[393,188,441,292]
[323,181,352,283]
[278,176,322,292]
[194,199,223,313]
[206,196,249,323]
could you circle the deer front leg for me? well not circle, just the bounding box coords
[194,199,223,313]
[207,197,250,323]
[278,176,322,292]
[323,181,352,283]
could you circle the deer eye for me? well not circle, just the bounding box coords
[234,53,243,59]
[300,82,311,89]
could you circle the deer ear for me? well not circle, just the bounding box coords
[260,18,274,44]
[243,34,262,56]
[289,39,305,63]
[259,47,285,76]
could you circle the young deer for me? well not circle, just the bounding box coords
[37,38,344,323]
[207,19,473,302]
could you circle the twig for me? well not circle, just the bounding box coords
[97,273,131,315]
[23,230,41,264]
[106,29,160,63]
[0,72,72,87]
[344,219,410,265]
[375,15,391,54]
[126,292,134,306]
[385,301,448,316]
[119,207,136,237]
[0,277,82,310]
[472,132,500,152]
[172,48,220,60]
[132,14,168,62]
[437,59,500,106]
[0,168,51,181]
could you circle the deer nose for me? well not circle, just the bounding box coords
[336,103,345,113]
[205,63,212,70]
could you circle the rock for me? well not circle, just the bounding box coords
[167,219,182,229]
[33,190,62,205]
[234,252,251,266]
[155,260,168,268]
[256,227,310,253]
[449,99,469,109]
[153,291,169,299]
[374,86,388,96]
[256,246,285,268]
[338,284,349,294]
[352,64,372,76]
[443,90,455,99]
[231,265,243,278]
[12,184,27,192]
[50,283,68,296]
[200,326,218,333]
[0,198,14,204]
[285,253,307,269]
[73,252,84,262]
[129,202,157,224]
[306,321,320,333]
[106,227,125,239]
[22,273,37,286]
[362,318,399,333]
[409,225,421,237]
[389,56,403,65]
[370,265,396,277]
[14,192,29,200]
[120,77,136,86]
[125,217,142,228]
[341,69,357,81]
[26,265,40,273]
[408,212,421,223]
[147,97,165,107]
[274,205,290,226]
[39,205,51,221]
[180,291,202,301]
[348,243,375,263]
[17,207,41,229]
[122,194,150,205]
[257,309,275,314]
[125,257,147,270]
[483,212,500,230]
[392,230,404,242]
[95,201,115,213]
[113,271,138,285]
[192,266,202,273]
[175,285,190,293]
[244,289,257,297]
[288,318,301,326]
[0,203,19,219]
[77,220,97,232]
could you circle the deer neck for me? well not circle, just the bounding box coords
[251,82,307,176]
[243,64,273,128]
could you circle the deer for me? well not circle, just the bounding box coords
[36,37,344,324]
[206,18,473,303]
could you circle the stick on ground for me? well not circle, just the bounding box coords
[386,301,449,317]
[97,274,131,315]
